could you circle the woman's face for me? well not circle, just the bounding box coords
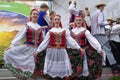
[75,17,83,26]
[54,15,61,25]
[31,10,39,22]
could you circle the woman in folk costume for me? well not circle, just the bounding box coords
[4,9,44,80]
[34,15,83,79]
[70,16,104,80]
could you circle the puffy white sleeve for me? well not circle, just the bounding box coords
[85,30,102,53]
[10,26,27,47]
[69,3,79,16]
[37,32,50,52]
[111,25,120,33]
[66,31,80,49]
[42,30,45,39]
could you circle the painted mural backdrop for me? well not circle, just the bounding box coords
[0,2,31,64]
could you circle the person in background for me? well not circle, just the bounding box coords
[49,11,56,28]
[68,0,76,29]
[69,0,91,31]
[49,11,56,22]
[91,2,120,74]
[79,10,91,32]
[105,18,114,37]
[105,18,120,65]
[4,9,44,80]
[38,3,50,34]
[34,15,84,80]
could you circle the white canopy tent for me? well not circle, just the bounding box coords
[2,0,120,28]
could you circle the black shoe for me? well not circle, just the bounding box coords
[111,64,119,69]
[111,64,120,74]
[102,65,107,68]
[113,64,120,70]
[116,65,120,68]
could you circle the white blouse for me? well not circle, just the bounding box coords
[72,27,102,53]
[36,27,80,52]
[10,22,42,47]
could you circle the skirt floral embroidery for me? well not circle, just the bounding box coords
[67,46,102,80]
[67,49,84,76]
[4,64,32,80]
[32,50,46,79]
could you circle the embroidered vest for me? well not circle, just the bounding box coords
[49,31,66,48]
[71,30,87,48]
[24,25,43,47]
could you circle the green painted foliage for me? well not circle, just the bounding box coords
[0,2,31,16]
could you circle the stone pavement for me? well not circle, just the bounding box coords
[0,68,114,80]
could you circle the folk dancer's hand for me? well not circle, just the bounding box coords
[34,51,38,57]
[80,48,85,57]
[80,48,85,54]
[100,50,104,57]
[80,48,85,52]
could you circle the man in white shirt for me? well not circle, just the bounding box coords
[91,2,120,73]
[106,18,120,65]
